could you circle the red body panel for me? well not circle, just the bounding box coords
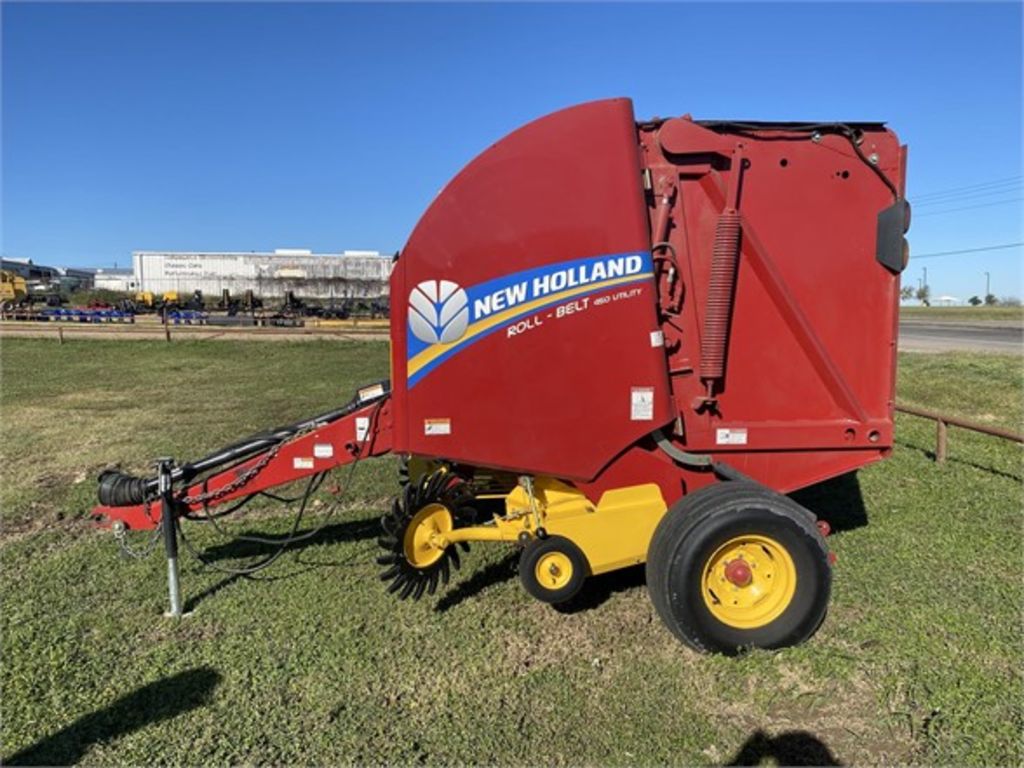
[391,99,674,480]
[392,99,906,502]
[640,116,905,493]
[93,401,392,530]
[95,99,907,532]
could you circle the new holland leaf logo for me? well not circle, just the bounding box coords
[408,280,469,344]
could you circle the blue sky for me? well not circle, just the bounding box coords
[3,2,1021,300]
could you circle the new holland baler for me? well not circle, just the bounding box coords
[94,98,908,654]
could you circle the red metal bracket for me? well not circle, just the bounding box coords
[92,399,393,531]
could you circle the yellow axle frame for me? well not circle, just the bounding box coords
[430,477,668,576]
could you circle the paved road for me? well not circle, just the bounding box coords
[899,320,1023,354]
[2,318,1019,353]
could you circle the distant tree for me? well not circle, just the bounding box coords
[900,286,915,302]
[984,293,998,306]
[999,296,1022,307]
[915,285,931,307]
[967,295,982,306]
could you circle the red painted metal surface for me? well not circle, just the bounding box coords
[640,114,905,495]
[94,98,907,530]
[92,401,392,530]
[391,99,674,481]
[391,99,905,501]
[724,559,753,587]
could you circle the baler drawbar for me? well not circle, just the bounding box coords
[94,98,908,654]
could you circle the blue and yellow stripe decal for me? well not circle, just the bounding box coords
[407,251,654,388]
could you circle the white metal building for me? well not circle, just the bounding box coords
[94,268,136,292]
[131,249,393,299]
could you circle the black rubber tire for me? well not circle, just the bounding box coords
[519,535,589,605]
[646,481,831,655]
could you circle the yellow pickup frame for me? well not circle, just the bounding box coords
[435,478,668,576]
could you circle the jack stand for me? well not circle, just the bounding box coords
[157,458,185,618]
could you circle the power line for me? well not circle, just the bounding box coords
[917,175,1019,198]
[914,197,1022,217]
[912,242,1024,260]
[914,183,1023,208]
[912,175,1022,202]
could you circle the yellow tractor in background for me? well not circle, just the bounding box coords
[1,270,28,312]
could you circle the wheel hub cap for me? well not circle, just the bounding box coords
[723,558,753,587]
[534,551,573,590]
[403,503,453,569]
[701,534,797,629]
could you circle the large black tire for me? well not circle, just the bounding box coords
[646,481,831,655]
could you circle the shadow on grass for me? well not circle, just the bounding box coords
[790,472,868,533]
[435,554,648,615]
[180,517,380,610]
[726,729,842,766]
[5,667,221,766]
[189,516,379,562]
[183,572,246,613]
[554,563,647,614]
[896,438,1022,482]
[435,551,518,612]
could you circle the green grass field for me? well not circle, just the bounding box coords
[1,339,1021,766]
[900,305,1023,323]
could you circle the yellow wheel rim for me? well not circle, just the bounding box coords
[534,551,573,591]
[701,534,797,629]
[403,503,453,569]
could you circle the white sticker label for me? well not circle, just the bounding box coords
[650,330,664,347]
[357,383,385,402]
[313,443,334,459]
[630,387,654,421]
[716,428,748,445]
[424,418,451,436]
[355,416,370,442]
[293,457,315,469]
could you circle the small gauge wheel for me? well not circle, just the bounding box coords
[519,535,588,604]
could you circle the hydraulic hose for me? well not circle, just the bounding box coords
[97,380,390,507]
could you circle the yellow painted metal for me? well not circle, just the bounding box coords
[405,456,440,486]
[0,271,27,303]
[409,476,668,578]
[504,478,667,575]
[534,551,573,591]
[438,526,507,545]
[403,503,453,569]
[700,534,797,629]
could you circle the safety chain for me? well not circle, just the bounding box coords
[181,425,315,506]
[113,519,163,559]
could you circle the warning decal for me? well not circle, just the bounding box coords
[355,417,370,442]
[424,418,452,436]
[716,428,748,446]
[630,387,654,421]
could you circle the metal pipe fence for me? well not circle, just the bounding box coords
[896,403,1023,463]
